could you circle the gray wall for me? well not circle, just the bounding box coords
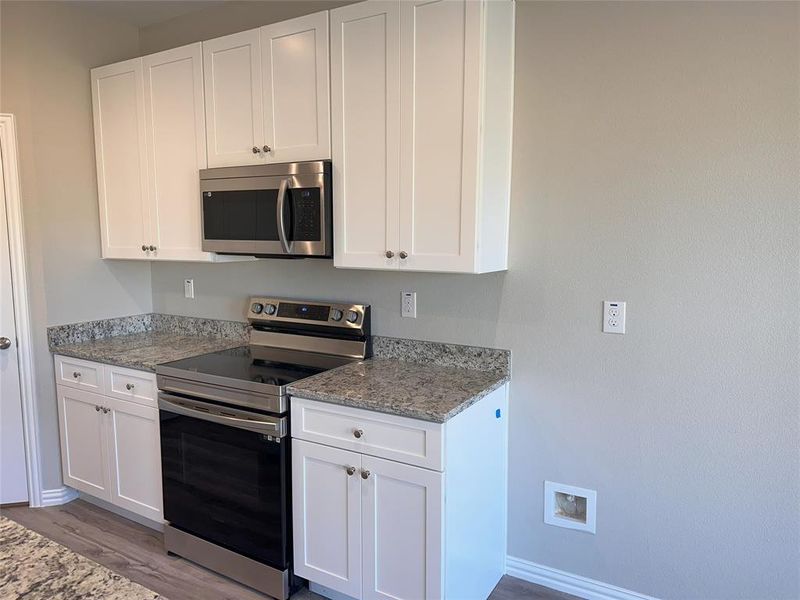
[148,2,800,598]
[0,1,152,490]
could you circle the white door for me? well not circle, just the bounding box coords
[203,29,264,167]
[292,439,362,598]
[398,0,478,272]
[143,43,212,262]
[0,148,27,505]
[261,11,331,163]
[361,455,443,600]
[57,386,111,501]
[106,397,163,521]
[331,1,401,270]
[91,59,150,260]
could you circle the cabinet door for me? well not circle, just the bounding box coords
[203,29,264,167]
[261,11,330,163]
[292,439,362,598]
[398,0,480,272]
[57,386,111,501]
[362,455,443,600]
[331,1,401,270]
[91,59,150,260]
[143,43,213,262]
[106,396,163,522]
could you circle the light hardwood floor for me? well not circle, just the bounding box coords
[2,500,579,600]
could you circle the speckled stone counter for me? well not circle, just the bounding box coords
[287,358,509,423]
[48,313,249,372]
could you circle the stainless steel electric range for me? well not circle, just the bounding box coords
[155,297,371,599]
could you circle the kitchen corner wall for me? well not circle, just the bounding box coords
[148,2,800,598]
[0,1,152,491]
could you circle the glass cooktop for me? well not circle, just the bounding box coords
[158,345,353,389]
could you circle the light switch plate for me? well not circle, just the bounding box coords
[184,279,195,299]
[602,301,625,334]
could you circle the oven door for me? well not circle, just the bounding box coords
[158,393,290,570]
[200,162,331,257]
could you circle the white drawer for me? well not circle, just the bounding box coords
[105,365,157,408]
[54,355,104,393]
[291,398,443,471]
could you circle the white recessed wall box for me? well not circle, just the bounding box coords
[544,481,597,534]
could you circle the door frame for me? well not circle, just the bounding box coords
[0,114,43,506]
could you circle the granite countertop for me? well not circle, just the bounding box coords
[287,358,509,423]
[50,331,244,372]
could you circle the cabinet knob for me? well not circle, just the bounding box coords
[252,146,261,154]
[102,407,110,414]
[263,145,272,153]
[148,245,156,252]
[126,383,135,391]
[73,371,81,379]
[385,250,394,259]
[142,245,148,252]
[0,337,10,350]
[95,405,101,412]
[353,429,364,439]
[345,466,356,476]
[399,251,408,259]
[360,469,370,480]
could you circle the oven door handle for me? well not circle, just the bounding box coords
[276,177,292,254]
[158,393,286,437]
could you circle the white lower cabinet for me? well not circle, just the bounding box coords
[292,387,508,600]
[55,356,163,522]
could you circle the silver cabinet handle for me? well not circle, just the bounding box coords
[399,251,408,259]
[346,466,356,476]
[276,178,292,254]
[263,145,272,153]
[142,245,148,252]
[353,429,364,439]
[102,407,110,414]
[0,337,10,350]
[361,469,370,480]
[73,371,81,378]
[95,405,101,412]
[148,245,156,252]
[385,251,394,259]
[125,383,135,390]
[252,146,261,154]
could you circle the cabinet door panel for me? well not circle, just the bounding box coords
[107,397,163,521]
[262,11,330,162]
[57,387,111,500]
[91,59,149,259]
[143,43,212,262]
[362,455,443,600]
[332,1,400,270]
[399,0,479,272]
[203,29,263,167]
[292,439,362,598]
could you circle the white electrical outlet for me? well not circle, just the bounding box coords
[602,301,625,334]
[401,291,417,318]
[184,279,195,299]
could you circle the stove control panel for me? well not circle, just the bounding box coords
[247,297,370,330]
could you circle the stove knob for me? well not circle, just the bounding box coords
[264,304,277,315]
[250,303,264,314]
[330,308,343,322]
[346,310,359,323]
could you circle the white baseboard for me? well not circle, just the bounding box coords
[40,487,78,507]
[506,556,658,600]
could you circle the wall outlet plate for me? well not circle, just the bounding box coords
[602,301,625,334]
[401,291,417,318]
[184,279,194,299]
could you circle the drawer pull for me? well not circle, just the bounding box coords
[126,383,135,390]
[73,371,81,379]
[360,469,370,480]
[353,429,364,439]
[345,466,356,476]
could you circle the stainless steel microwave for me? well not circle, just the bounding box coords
[200,161,332,258]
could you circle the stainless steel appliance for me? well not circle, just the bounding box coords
[156,297,370,599]
[200,161,332,258]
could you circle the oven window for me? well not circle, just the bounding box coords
[160,409,290,569]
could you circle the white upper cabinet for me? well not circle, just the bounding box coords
[331,1,401,270]
[92,59,150,260]
[204,12,331,168]
[262,11,331,163]
[332,0,515,273]
[203,29,264,167]
[143,43,212,261]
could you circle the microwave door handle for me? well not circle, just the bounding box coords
[276,178,292,254]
